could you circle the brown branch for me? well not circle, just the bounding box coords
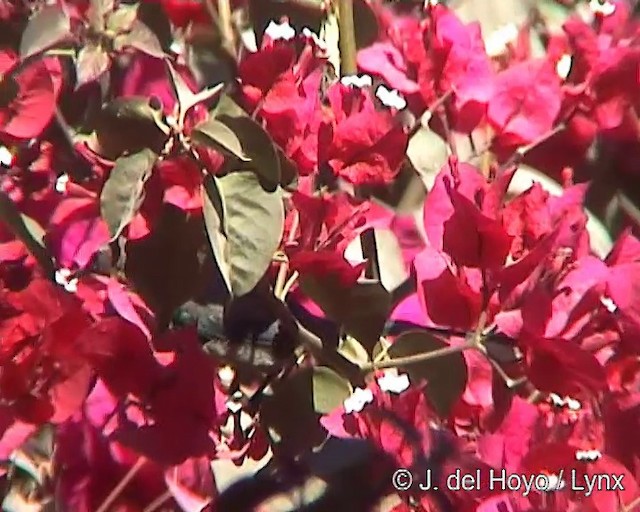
[337,0,357,75]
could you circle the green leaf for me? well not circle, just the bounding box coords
[94,97,169,159]
[0,194,54,278]
[101,96,166,127]
[191,119,251,162]
[337,336,370,367]
[106,2,139,33]
[300,277,391,353]
[312,367,352,414]
[75,43,110,86]
[100,148,158,241]
[194,95,283,191]
[202,171,284,297]
[114,19,164,58]
[87,0,114,30]
[20,5,71,60]
[165,59,196,116]
[387,330,468,417]
[261,368,327,458]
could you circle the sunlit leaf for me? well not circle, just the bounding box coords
[202,171,284,297]
[106,2,139,33]
[194,95,282,191]
[20,5,71,60]
[100,148,158,241]
[313,367,353,414]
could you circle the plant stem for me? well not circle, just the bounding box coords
[143,490,173,512]
[96,457,147,512]
[360,339,476,372]
[217,0,235,51]
[337,0,357,75]
[336,0,379,280]
[501,122,567,171]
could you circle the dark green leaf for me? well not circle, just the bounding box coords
[191,119,251,162]
[261,368,327,457]
[101,96,166,127]
[94,97,168,159]
[300,277,391,353]
[75,43,110,86]
[100,148,158,241]
[312,367,352,414]
[20,5,71,60]
[125,205,205,329]
[202,171,284,297]
[387,330,468,417]
[114,19,164,58]
[0,194,54,278]
[196,95,282,191]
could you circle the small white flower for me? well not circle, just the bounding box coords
[54,268,78,293]
[601,296,618,313]
[424,0,439,7]
[576,449,602,462]
[375,85,407,110]
[265,20,296,41]
[590,0,616,16]
[343,387,373,414]
[226,400,242,414]
[484,23,519,57]
[566,397,582,411]
[378,371,410,394]
[340,74,372,89]
[556,54,573,80]
[218,366,235,389]
[549,393,565,407]
[55,174,69,194]
[169,40,184,55]
[543,473,566,492]
[0,146,13,168]
[302,27,327,51]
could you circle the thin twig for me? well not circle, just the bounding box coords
[360,338,476,372]
[142,490,173,512]
[96,457,147,512]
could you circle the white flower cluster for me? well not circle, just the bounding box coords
[54,268,78,293]
[265,20,296,42]
[549,393,582,411]
[575,449,602,462]
[55,173,69,194]
[0,146,13,168]
[340,74,373,88]
[485,23,519,57]
[377,370,410,394]
[376,85,407,110]
[601,295,618,313]
[589,0,617,16]
[343,371,411,414]
[344,387,374,414]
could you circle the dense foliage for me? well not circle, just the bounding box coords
[2,0,640,510]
